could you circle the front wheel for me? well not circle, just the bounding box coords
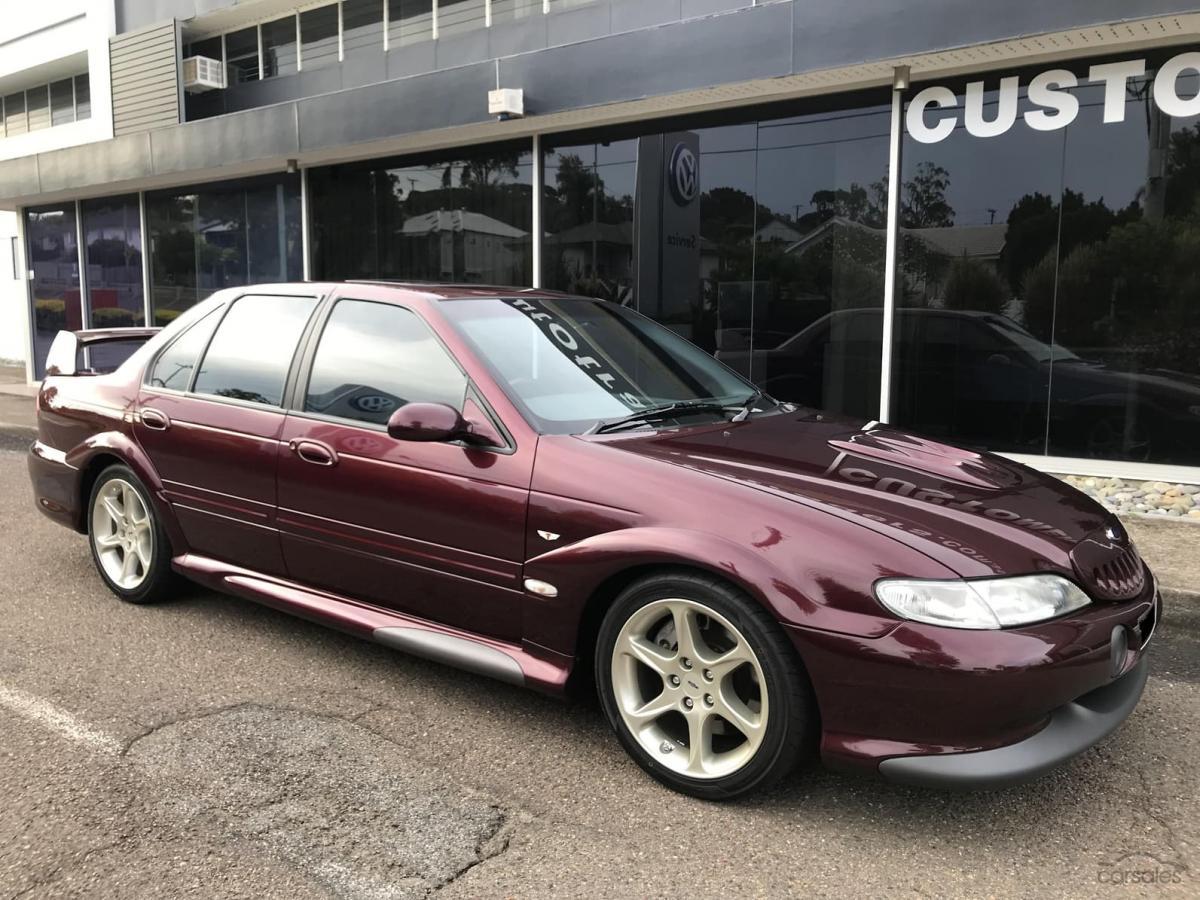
[595,572,815,800]
[88,464,177,604]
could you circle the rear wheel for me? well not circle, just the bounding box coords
[88,465,177,604]
[595,571,815,800]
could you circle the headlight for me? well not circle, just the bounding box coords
[874,574,1092,629]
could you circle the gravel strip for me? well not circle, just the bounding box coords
[1060,475,1200,520]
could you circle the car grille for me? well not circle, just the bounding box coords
[1070,529,1147,601]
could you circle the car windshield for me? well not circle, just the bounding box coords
[440,296,759,434]
[983,315,1083,364]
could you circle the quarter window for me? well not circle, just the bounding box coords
[305,300,467,426]
[147,308,220,392]
[194,295,317,405]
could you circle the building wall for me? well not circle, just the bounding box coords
[0,1,116,162]
[0,211,25,364]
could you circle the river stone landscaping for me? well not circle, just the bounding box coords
[1059,475,1200,519]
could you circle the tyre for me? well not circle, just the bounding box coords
[87,464,177,604]
[595,571,815,800]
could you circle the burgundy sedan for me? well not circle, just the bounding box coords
[28,283,1157,799]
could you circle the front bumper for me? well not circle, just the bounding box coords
[786,584,1159,783]
[878,655,1149,789]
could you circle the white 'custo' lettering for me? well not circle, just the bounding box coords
[906,85,958,144]
[1024,69,1079,131]
[1154,51,1200,118]
[964,76,1019,138]
[1088,59,1147,123]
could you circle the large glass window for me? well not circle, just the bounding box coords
[343,0,384,56]
[225,27,260,83]
[146,174,303,326]
[74,74,90,120]
[262,17,298,78]
[1045,62,1200,465]
[542,97,891,417]
[82,195,143,328]
[894,51,1200,467]
[306,300,468,424]
[309,142,533,285]
[543,139,636,304]
[748,104,893,416]
[26,86,49,132]
[194,294,316,405]
[3,93,26,136]
[26,204,81,378]
[894,79,1063,455]
[388,0,433,46]
[300,5,340,71]
[82,195,145,370]
[49,79,75,127]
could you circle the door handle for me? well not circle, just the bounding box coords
[289,438,337,467]
[141,408,170,431]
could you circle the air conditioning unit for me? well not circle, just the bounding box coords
[182,56,225,93]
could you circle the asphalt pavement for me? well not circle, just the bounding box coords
[0,440,1196,899]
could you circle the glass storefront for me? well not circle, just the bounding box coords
[309,143,533,285]
[82,195,144,328]
[145,174,302,326]
[895,51,1200,467]
[542,138,637,304]
[82,194,145,370]
[22,46,1200,472]
[542,95,892,417]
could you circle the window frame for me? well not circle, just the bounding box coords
[288,293,515,452]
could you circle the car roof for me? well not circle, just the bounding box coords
[337,281,587,301]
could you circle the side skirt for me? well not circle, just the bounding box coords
[172,552,572,695]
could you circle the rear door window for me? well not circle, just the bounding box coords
[193,294,317,406]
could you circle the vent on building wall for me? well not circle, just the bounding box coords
[182,56,225,92]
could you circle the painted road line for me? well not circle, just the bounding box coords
[0,683,122,756]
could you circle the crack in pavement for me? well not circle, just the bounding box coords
[122,703,518,899]
[1134,766,1192,872]
[4,690,522,900]
[424,806,515,897]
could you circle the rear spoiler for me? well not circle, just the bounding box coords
[45,327,162,376]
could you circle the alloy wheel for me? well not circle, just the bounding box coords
[90,478,153,591]
[610,597,768,780]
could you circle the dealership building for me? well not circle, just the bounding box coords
[2,0,1200,482]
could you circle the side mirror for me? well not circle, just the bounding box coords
[386,402,502,448]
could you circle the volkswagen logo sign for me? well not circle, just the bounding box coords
[667,142,698,206]
[352,394,395,414]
